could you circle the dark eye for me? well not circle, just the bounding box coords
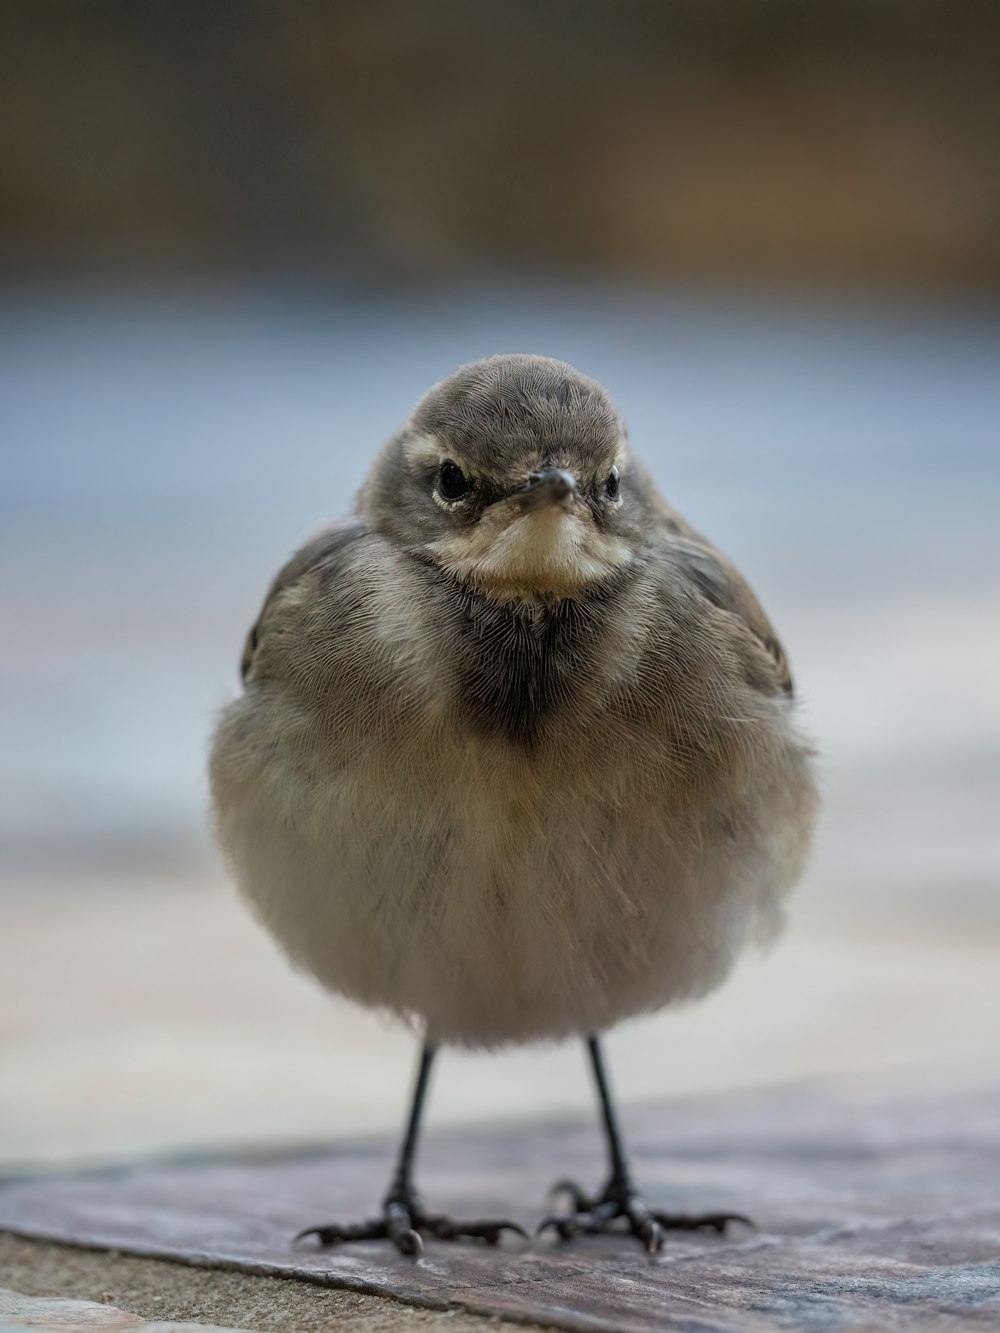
[605,466,620,500]
[438,460,470,501]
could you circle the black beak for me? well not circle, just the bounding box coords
[520,466,578,510]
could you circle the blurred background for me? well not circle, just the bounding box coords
[1,1,998,1171]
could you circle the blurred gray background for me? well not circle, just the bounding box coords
[1,1,998,1169]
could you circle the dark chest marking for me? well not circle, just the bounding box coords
[448,585,615,748]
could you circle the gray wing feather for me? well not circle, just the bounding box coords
[240,521,367,683]
[666,535,794,697]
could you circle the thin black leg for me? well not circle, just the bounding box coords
[387,1041,436,1196]
[296,1041,526,1257]
[382,1042,436,1250]
[586,1034,631,1189]
[539,1034,753,1252]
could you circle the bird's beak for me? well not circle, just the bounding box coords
[518,466,578,511]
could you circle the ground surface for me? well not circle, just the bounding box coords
[0,1237,528,1332]
[3,1074,998,1332]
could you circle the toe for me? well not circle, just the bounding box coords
[294,1220,384,1246]
[294,1225,320,1243]
[393,1227,423,1256]
[491,1219,531,1241]
[719,1211,755,1231]
[423,1215,528,1243]
[637,1216,664,1253]
[537,1212,577,1240]
[652,1210,754,1234]
[547,1179,597,1211]
[294,1225,332,1244]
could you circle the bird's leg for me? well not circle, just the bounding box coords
[296,1042,527,1256]
[540,1036,752,1253]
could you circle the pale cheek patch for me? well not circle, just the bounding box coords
[430,506,632,597]
[401,433,447,472]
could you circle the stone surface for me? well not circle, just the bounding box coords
[0,1238,529,1333]
[0,1285,248,1331]
[2,1076,998,1332]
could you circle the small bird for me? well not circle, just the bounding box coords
[209,353,818,1255]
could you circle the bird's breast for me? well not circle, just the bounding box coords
[446,588,615,749]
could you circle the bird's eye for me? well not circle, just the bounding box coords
[605,466,620,500]
[438,460,470,501]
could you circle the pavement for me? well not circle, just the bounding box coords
[3,1073,998,1332]
[0,1235,526,1332]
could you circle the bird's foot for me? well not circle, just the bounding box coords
[296,1186,527,1257]
[539,1176,753,1253]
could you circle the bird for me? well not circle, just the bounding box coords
[209,353,818,1256]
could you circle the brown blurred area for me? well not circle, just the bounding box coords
[1,0,998,290]
[3,2,999,1179]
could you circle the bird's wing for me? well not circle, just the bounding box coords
[240,520,367,684]
[663,534,794,697]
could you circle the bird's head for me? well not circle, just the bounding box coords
[361,354,657,600]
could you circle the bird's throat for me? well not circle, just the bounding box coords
[430,506,632,601]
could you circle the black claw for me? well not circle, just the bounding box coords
[295,1219,387,1246]
[537,1212,573,1240]
[639,1217,664,1253]
[294,1225,325,1244]
[395,1227,423,1256]
[296,1205,526,1255]
[421,1213,525,1244]
[590,1199,623,1227]
[542,1178,752,1251]
[547,1179,598,1211]
[497,1220,531,1241]
[652,1210,754,1234]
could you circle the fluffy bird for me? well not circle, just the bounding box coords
[209,354,818,1254]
